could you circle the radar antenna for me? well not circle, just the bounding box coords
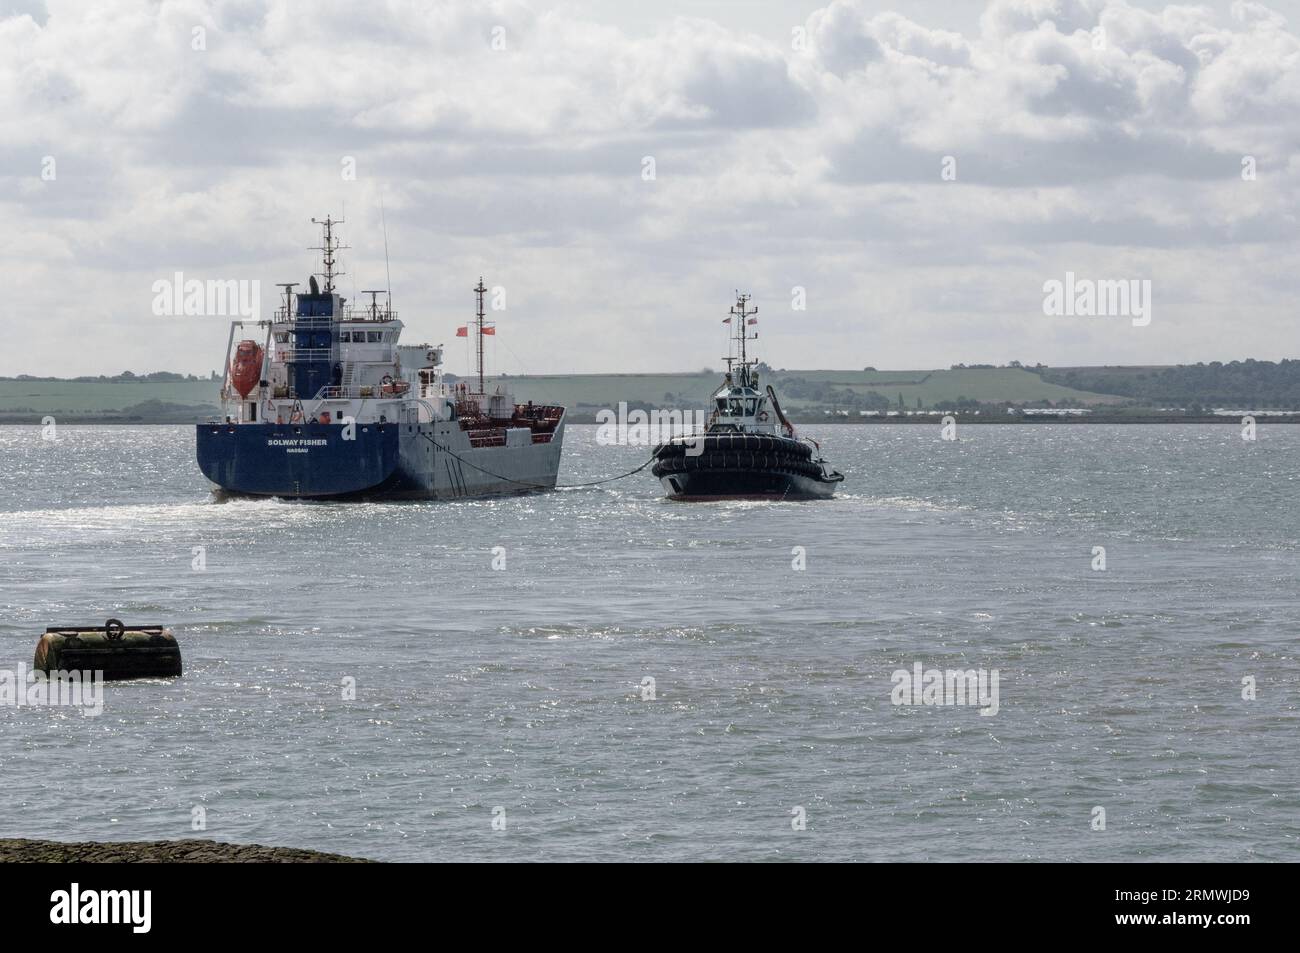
[360,291,388,322]
[275,282,298,319]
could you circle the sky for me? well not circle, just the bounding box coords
[1,0,1298,377]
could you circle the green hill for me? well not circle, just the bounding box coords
[0,379,220,419]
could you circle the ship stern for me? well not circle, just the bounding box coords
[196,421,402,499]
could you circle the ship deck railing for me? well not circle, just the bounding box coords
[274,311,333,327]
[272,348,332,362]
[341,309,400,322]
[312,385,412,400]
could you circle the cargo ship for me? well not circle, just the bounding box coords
[196,217,565,499]
[651,293,843,500]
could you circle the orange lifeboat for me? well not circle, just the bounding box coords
[229,340,263,398]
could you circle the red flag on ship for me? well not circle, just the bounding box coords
[482,327,496,335]
[456,327,468,336]
[747,317,758,325]
[722,317,732,324]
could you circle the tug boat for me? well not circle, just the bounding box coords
[652,293,844,500]
[196,216,565,500]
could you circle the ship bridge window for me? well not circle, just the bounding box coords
[715,398,727,412]
[274,332,288,343]
[745,399,758,415]
[367,331,381,343]
[338,331,350,342]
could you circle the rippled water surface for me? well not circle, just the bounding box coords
[1,424,1297,861]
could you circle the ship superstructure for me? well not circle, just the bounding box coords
[196,217,565,499]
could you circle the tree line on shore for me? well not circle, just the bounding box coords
[1,371,218,382]
[1033,359,1300,408]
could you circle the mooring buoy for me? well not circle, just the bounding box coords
[34,619,182,681]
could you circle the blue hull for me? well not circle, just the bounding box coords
[196,420,565,500]
[197,422,401,498]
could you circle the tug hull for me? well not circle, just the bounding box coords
[656,468,837,500]
[651,431,841,500]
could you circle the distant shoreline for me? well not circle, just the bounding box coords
[6,364,1299,424]
[0,837,373,863]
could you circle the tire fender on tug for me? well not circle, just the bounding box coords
[653,433,813,459]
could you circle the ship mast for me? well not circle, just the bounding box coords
[310,216,349,294]
[727,292,758,386]
[473,277,495,395]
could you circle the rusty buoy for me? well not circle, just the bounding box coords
[34,619,183,681]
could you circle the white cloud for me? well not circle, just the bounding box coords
[1,0,1297,376]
